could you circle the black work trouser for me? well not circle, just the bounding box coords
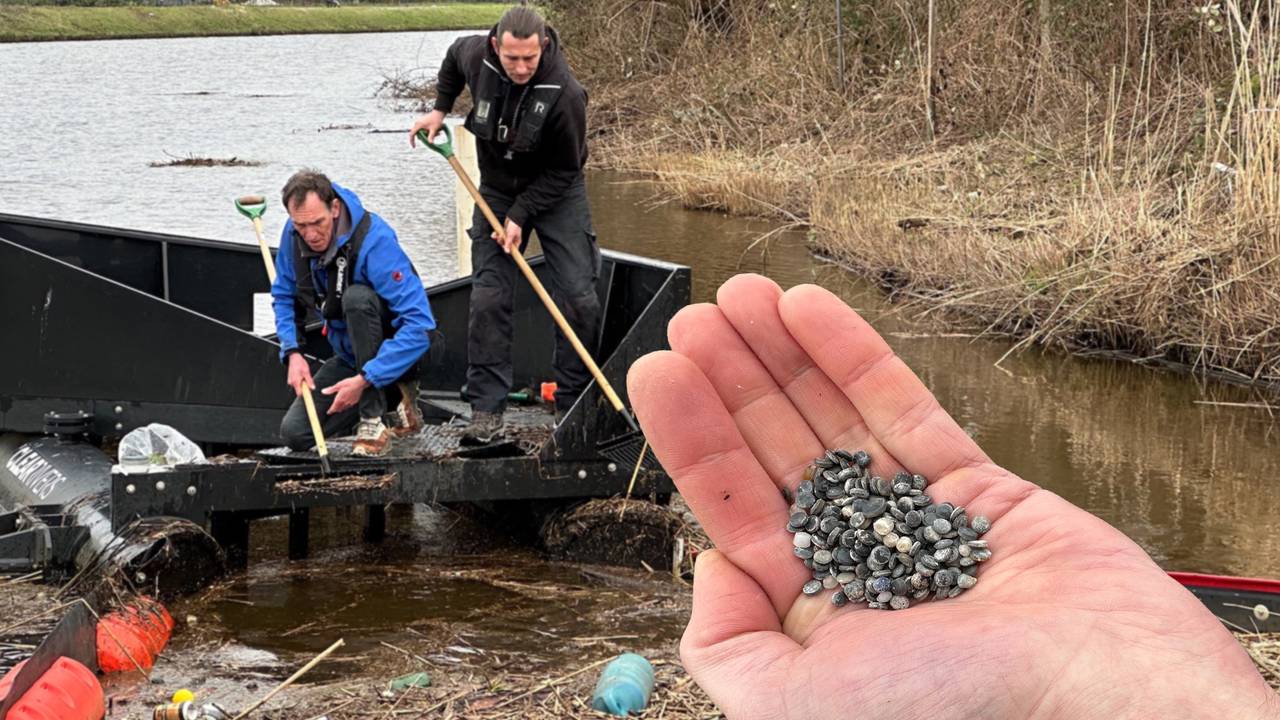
[280,284,416,450]
[466,178,602,415]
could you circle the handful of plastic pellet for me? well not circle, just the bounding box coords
[786,449,992,610]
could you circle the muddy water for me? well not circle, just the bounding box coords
[3,31,1280,701]
[185,507,687,677]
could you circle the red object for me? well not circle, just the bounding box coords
[0,657,104,720]
[96,597,174,673]
[392,270,404,282]
[540,382,557,404]
[1169,571,1280,595]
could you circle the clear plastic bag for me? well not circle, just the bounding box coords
[118,423,206,474]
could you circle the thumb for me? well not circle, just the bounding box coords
[320,385,337,395]
[681,549,797,719]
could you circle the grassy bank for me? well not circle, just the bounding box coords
[0,3,504,42]
[536,0,1280,389]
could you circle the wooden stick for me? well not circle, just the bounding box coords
[447,154,628,416]
[77,599,149,679]
[299,383,330,466]
[251,217,276,284]
[231,638,345,720]
[1193,400,1280,411]
[0,570,42,586]
[618,439,649,521]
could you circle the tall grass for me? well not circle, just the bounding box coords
[0,3,503,42]
[546,0,1280,386]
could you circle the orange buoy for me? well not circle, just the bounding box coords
[0,656,104,720]
[97,596,174,673]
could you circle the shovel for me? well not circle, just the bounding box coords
[234,195,276,284]
[414,128,650,461]
[235,195,332,475]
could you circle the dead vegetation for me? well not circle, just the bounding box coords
[148,153,263,168]
[544,0,1280,388]
[1241,633,1280,691]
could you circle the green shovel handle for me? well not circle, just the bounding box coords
[417,125,454,159]
[235,195,267,221]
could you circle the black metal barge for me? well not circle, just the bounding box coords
[0,212,688,577]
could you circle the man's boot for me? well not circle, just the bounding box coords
[460,411,504,446]
[389,380,424,438]
[352,417,393,457]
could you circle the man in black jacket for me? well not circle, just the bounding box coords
[410,5,600,445]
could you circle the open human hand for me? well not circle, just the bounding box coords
[627,274,1278,720]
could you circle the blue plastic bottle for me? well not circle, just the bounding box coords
[590,653,655,716]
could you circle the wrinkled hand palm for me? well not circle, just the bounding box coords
[626,275,1275,720]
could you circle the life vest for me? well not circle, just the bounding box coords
[291,211,371,338]
[469,57,563,153]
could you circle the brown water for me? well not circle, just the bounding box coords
[4,33,1278,696]
[588,172,1280,578]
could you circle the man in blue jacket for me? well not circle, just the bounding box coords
[271,170,436,457]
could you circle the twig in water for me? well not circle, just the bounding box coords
[618,439,650,521]
[486,655,614,711]
[1194,400,1280,411]
[232,638,346,720]
[0,600,77,637]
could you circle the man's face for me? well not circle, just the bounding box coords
[491,31,543,85]
[287,192,341,253]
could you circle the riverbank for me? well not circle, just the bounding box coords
[0,3,503,43]
[545,0,1280,390]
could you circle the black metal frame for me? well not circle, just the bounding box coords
[1,212,690,568]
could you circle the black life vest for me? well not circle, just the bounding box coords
[291,211,371,338]
[469,57,563,153]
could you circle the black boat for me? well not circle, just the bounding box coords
[0,212,688,583]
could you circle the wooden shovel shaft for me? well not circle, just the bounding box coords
[251,216,276,284]
[299,384,329,459]
[241,207,329,466]
[446,155,628,414]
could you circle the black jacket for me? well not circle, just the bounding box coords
[433,25,588,228]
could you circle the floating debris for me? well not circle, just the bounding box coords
[785,449,992,610]
[148,154,263,168]
[317,122,374,132]
[274,472,396,495]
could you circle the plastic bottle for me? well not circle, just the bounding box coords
[590,653,654,716]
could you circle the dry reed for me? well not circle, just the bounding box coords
[540,0,1280,387]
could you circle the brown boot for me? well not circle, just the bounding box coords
[351,417,393,457]
[389,381,423,438]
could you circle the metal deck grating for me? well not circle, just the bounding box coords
[257,401,556,463]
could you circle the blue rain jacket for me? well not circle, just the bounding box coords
[270,184,436,388]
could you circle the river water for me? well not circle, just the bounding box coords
[3,30,1280,690]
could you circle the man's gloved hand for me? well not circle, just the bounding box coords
[626,273,1280,720]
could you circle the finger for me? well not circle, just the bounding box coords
[628,351,806,616]
[778,285,990,482]
[681,550,795,720]
[716,274,898,473]
[667,303,824,491]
